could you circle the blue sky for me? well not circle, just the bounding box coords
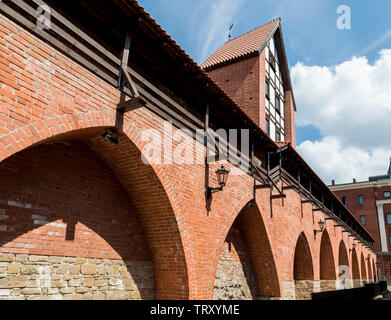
[138,0,391,184]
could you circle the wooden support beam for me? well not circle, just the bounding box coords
[271,194,286,200]
[254,184,271,190]
[282,185,295,190]
[312,207,322,212]
[301,199,314,204]
[119,33,139,99]
[117,97,145,112]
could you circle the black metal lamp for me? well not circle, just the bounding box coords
[102,130,119,145]
[206,165,230,200]
[349,242,356,252]
[314,219,325,236]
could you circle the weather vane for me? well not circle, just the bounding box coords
[228,23,234,41]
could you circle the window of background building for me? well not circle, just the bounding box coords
[342,196,347,205]
[384,191,390,198]
[387,213,391,225]
[360,215,366,225]
[389,235,391,248]
[358,195,364,205]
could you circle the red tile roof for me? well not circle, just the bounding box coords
[201,19,280,70]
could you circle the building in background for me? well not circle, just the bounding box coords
[330,159,391,284]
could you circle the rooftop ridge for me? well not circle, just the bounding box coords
[224,17,280,43]
[201,18,280,69]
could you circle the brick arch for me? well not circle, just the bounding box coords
[293,232,314,299]
[212,196,280,299]
[319,231,336,291]
[338,240,350,280]
[0,111,116,163]
[360,253,368,282]
[319,231,336,280]
[351,248,360,287]
[0,113,193,299]
[0,140,156,299]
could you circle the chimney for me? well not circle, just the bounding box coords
[331,180,335,186]
[353,178,357,183]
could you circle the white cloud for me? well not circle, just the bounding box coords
[197,0,245,64]
[292,50,391,184]
[297,137,390,185]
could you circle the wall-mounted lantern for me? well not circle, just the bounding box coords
[349,242,356,252]
[206,165,230,200]
[102,130,119,145]
[314,219,325,236]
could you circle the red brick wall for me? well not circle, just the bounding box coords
[206,56,261,127]
[284,90,295,148]
[0,141,151,261]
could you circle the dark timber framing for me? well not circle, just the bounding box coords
[0,0,375,249]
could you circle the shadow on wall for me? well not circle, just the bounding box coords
[214,202,280,300]
[293,232,314,300]
[0,139,154,299]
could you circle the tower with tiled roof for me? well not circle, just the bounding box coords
[201,19,296,147]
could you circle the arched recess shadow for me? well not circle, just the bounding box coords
[367,257,373,282]
[293,232,314,300]
[372,260,377,281]
[351,248,360,287]
[360,253,368,283]
[0,127,190,299]
[213,201,280,300]
[338,240,350,288]
[319,231,336,291]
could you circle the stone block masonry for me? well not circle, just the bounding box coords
[0,253,154,300]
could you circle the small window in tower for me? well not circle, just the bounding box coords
[266,81,270,99]
[358,195,364,205]
[389,235,391,247]
[360,215,366,226]
[387,213,391,225]
[384,191,390,198]
[276,129,281,141]
[342,196,347,205]
[265,118,270,136]
[270,54,276,71]
[275,95,280,113]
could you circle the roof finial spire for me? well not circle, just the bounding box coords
[388,156,391,175]
[228,23,234,41]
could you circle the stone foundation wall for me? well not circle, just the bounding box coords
[213,260,256,300]
[294,280,315,300]
[0,253,154,300]
[320,280,337,292]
